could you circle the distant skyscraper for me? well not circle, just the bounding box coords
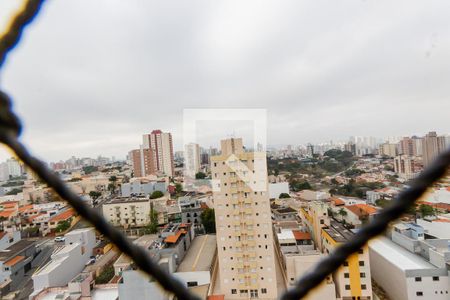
[129,148,155,177]
[143,130,174,177]
[422,131,447,168]
[211,138,278,299]
[6,158,22,178]
[412,136,423,156]
[307,143,314,156]
[378,142,397,158]
[184,143,201,177]
[394,155,419,180]
[398,137,416,156]
[344,142,356,156]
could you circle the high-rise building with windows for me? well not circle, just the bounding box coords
[399,137,416,156]
[422,131,448,168]
[143,130,174,177]
[184,143,201,177]
[211,138,278,299]
[129,147,155,178]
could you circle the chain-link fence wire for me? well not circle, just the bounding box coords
[0,1,449,299]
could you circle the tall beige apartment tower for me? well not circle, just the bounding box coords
[211,138,278,299]
[143,130,174,177]
[421,131,447,168]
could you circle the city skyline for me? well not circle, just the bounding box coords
[0,0,449,162]
[0,129,449,163]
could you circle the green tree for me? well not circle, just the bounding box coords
[200,208,216,233]
[338,208,347,218]
[419,204,434,217]
[327,207,335,218]
[290,180,312,192]
[83,166,98,175]
[195,172,207,179]
[279,193,290,199]
[6,188,22,195]
[175,183,183,194]
[55,219,71,233]
[95,265,115,284]
[89,191,102,200]
[150,190,164,199]
[145,203,159,234]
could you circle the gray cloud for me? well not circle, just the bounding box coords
[0,0,449,162]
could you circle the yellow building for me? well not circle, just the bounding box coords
[321,221,373,300]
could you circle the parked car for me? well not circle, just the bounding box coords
[54,237,65,242]
[85,258,96,266]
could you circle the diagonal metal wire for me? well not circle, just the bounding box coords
[281,147,450,300]
[1,1,449,300]
[0,2,199,300]
[0,0,45,68]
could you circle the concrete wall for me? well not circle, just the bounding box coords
[369,244,409,300]
[32,229,96,292]
[121,181,167,197]
[268,182,289,199]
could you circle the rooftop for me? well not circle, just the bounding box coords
[4,255,25,267]
[0,239,35,261]
[369,236,437,271]
[48,208,75,223]
[177,234,217,272]
[323,220,354,243]
[104,196,150,204]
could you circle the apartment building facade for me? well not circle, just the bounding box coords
[143,130,174,177]
[211,138,278,299]
[102,197,152,228]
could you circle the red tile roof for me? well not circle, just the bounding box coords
[49,208,75,223]
[0,210,15,218]
[208,295,225,300]
[345,204,378,218]
[332,198,345,206]
[434,218,450,223]
[0,231,7,239]
[165,231,183,244]
[19,204,33,213]
[4,255,25,267]
[292,230,311,240]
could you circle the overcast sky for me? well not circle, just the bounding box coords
[0,0,449,162]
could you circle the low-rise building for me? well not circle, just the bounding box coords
[268,182,289,199]
[31,228,97,296]
[102,197,153,228]
[321,221,373,300]
[369,223,450,300]
[0,239,36,296]
[179,196,203,226]
[121,178,167,197]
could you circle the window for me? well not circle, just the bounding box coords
[343,261,349,266]
[359,261,364,266]
[320,219,324,224]
[415,277,422,282]
[416,292,423,296]
[344,273,349,278]
[187,281,198,287]
[250,289,258,298]
[360,272,366,278]
[261,288,267,294]
[358,249,363,254]
[345,285,350,290]
[231,289,237,294]
[361,284,366,290]
[432,276,439,281]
